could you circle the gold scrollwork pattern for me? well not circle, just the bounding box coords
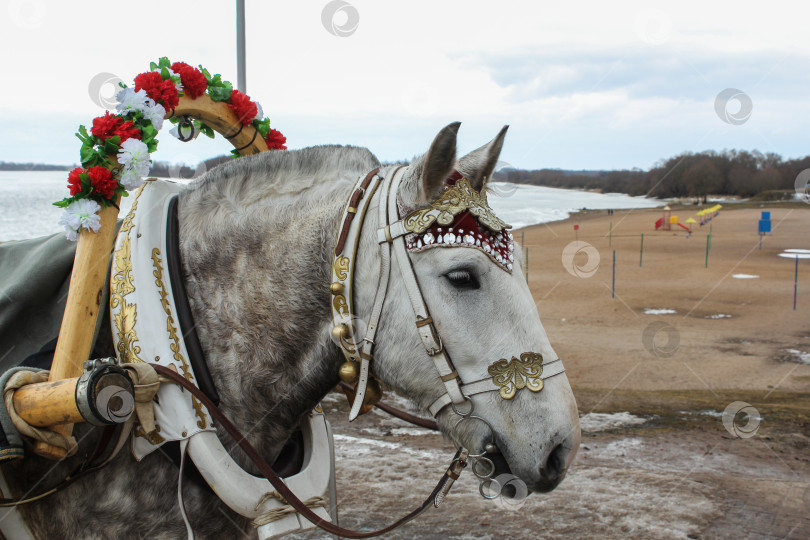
[332,294,349,318]
[487,352,544,400]
[110,187,144,363]
[134,423,165,445]
[403,177,510,234]
[150,248,207,429]
[333,256,350,281]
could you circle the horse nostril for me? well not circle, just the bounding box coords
[541,443,567,482]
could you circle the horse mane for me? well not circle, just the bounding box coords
[183,144,382,208]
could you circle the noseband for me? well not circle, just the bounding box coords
[330,166,567,457]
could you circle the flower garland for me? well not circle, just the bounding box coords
[55,57,287,240]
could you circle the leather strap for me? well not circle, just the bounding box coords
[166,196,220,405]
[335,168,380,255]
[385,172,467,407]
[152,364,468,539]
[349,166,405,419]
[339,382,438,431]
[427,358,567,416]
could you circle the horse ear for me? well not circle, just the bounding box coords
[456,125,509,191]
[400,122,460,207]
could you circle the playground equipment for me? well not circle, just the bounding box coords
[697,204,722,226]
[654,206,692,232]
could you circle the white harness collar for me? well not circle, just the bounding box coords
[330,167,567,427]
[110,179,333,538]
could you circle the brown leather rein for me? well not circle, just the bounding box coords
[152,364,467,538]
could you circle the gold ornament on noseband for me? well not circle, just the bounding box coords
[487,352,544,400]
[402,177,511,235]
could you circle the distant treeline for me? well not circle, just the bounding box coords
[0,161,73,171]
[5,149,808,201]
[494,150,810,202]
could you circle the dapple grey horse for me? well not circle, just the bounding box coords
[2,124,579,538]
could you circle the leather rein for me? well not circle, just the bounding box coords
[153,364,465,539]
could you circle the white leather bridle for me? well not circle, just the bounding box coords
[330,166,567,438]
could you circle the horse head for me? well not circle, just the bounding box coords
[350,123,581,494]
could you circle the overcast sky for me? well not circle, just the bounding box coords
[1,0,807,170]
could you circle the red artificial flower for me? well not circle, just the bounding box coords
[134,71,179,110]
[171,61,207,99]
[264,129,287,150]
[227,89,257,125]
[90,112,141,145]
[91,112,121,140]
[67,167,84,196]
[113,119,141,143]
[87,166,118,199]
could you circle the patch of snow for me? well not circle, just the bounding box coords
[784,249,810,254]
[333,434,438,460]
[644,308,676,315]
[579,412,648,432]
[784,349,810,364]
[779,252,810,259]
[732,274,759,279]
[391,427,437,437]
[705,314,732,319]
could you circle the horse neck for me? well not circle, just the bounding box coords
[176,150,378,456]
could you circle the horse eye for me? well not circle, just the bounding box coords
[445,269,480,290]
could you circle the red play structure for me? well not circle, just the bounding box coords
[654,206,691,231]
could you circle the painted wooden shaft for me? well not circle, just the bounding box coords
[33,202,121,459]
[13,378,83,427]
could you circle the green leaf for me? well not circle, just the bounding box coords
[160,66,171,80]
[199,123,215,139]
[149,61,158,72]
[53,198,73,208]
[254,117,271,136]
[209,81,233,102]
[103,136,121,155]
[230,149,242,158]
[79,145,95,164]
[158,56,171,69]
[199,66,212,80]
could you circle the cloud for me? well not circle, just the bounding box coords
[456,46,809,103]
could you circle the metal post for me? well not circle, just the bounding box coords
[525,247,529,283]
[639,233,644,267]
[609,221,612,247]
[236,0,246,93]
[794,256,799,310]
[705,234,710,268]
[612,250,616,299]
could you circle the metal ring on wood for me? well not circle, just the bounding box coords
[168,94,269,156]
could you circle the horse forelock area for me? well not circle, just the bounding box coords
[177,146,381,464]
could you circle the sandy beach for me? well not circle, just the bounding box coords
[523,204,810,395]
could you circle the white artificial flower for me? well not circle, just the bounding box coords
[118,138,151,190]
[116,88,149,115]
[254,101,264,122]
[142,101,166,131]
[119,168,143,190]
[59,199,102,241]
